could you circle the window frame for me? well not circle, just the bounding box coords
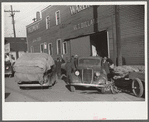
[44,42,47,49]
[40,43,44,53]
[62,42,67,55]
[48,43,53,55]
[56,39,61,55]
[46,16,50,29]
[55,10,61,25]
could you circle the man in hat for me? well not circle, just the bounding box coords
[102,56,115,80]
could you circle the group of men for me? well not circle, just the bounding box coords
[55,55,78,81]
[55,54,115,83]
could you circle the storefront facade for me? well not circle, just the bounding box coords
[26,5,144,65]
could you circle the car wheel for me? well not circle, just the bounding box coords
[132,78,144,97]
[101,88,106,94]
[70,85,75,92]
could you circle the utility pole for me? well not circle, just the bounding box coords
[4,5,20,38]
[115,5,122,66]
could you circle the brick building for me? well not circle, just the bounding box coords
[26,5,145,65]
[5,37,27,60]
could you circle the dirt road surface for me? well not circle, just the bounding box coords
[4,77,145,102]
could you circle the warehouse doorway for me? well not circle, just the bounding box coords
[90,31,109,58]
[70,36,91,57]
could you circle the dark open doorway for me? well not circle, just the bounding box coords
[90,31,108,57]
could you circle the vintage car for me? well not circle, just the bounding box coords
[13,53,57,89]
[5,61,14,77]
[67,56,116,93]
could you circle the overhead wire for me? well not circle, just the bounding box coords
[15,5,48,20]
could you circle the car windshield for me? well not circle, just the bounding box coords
[78,58,100,65]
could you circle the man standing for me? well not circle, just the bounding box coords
[65,57,76,84]
[55,57,62,79]
[102,57,115,80]
[74,55,78,69]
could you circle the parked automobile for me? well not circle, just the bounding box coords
[5,61,14,77]
[66,56,116,93]
[13,53,57,89]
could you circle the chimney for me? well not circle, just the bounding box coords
[36,11,40,21]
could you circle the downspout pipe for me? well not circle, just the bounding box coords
[115,5,122,66]
[93,5,98,33]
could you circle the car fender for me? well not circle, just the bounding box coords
[70,73,81,83]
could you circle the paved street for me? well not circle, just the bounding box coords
[5,77,145,102]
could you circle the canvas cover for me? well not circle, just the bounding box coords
[113,65,145,79]
[14,53,54,73]
[15,72,43,82]
[14,66,45,74]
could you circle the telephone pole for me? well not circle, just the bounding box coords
[4,5,20,38]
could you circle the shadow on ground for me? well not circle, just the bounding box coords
[5,93,11,99]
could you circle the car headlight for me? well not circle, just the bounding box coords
[75,71,80,76]
[95,72,100,76]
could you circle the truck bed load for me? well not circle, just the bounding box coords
[13,53,55,82]
[14,73,44,82]
[14,53,54,73]
[113,65,145,79]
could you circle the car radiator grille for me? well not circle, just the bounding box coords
[82,69,93,84]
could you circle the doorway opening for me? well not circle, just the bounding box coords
[90,31,109,58]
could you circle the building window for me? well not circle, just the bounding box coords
[40,43,44,53]
[63,42,67,54]
[30,46,34,53]
[57,39,61,55]
[44,42,47,49]
[46,16,50,29]
[55,10,61,25]
[48,43,53,55]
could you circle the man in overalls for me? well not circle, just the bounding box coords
[65,57,76,84]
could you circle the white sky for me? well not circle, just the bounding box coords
[3,3,48,37]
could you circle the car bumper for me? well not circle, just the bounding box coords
[69,83,108,88]
[18,83,49,87]
[5,71,12,75]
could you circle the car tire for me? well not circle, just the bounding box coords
[132,78,144,97]
[70,85,75,92]
[101,88,106,94]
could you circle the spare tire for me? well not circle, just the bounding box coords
[132,78,143,97]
